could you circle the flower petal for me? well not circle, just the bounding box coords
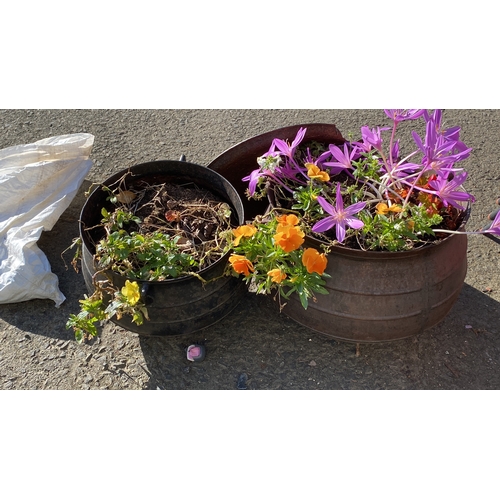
[336,222,346,243]
[312,217,334,234]
[345,217,364,230]
[316,196,335,216]
[302,248,328,275]
[344,201,366,216]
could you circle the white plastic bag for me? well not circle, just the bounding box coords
[0,133,94,306]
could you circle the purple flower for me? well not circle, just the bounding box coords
[243,152,283,196]
[322,143,357,175]
[312,184,366,243]
[482,210,500,236]
[384,109,426,122]
[412,110,472,174]
[390,139,400,162]
[309,148,332,167]
[249,127,310,188]
[242,168,264,197]
[270,127,307,160]
[426,172,475,210]
[360,125,390,151]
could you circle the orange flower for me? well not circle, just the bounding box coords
[302,248,328,275]
[232,224,257,246]
[376,202,403,215]
[306,163,330,182]
[229,254,254,276]
[276,214,300,226]
[274,224,305,252]
[267,268,287,283]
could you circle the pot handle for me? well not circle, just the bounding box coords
[140,283,154,306]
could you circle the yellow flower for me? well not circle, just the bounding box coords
[302,248,328,275]
[267,268,287,284]
[121,280,140,306]
[376,202,403,215]
[274,224,305,253]
[232,224,257,246]
[229,254,254,276]
[306,163,330,182]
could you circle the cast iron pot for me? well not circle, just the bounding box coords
[79,160,247,337]
[208,123,470,343]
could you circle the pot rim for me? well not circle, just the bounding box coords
[210,123,346,162]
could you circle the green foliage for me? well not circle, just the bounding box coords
[65,277,151,343]
[96,230,196,280]
[67,201,209,342]
[227,213,330,310]
[66,294,107,343]
[278,252,330,310]
[292,185,323,215]
[359,205,444,251]
[351,151,382,182]
[100,207,141,231]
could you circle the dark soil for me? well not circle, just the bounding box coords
[138,182,231,265]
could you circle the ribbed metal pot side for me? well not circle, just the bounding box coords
[282,231,468,343]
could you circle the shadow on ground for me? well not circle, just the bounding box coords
[136,283,500,390]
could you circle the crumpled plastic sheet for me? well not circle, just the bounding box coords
[0,133,94,306]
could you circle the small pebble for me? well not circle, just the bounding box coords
[187,344,206,362]
[237,373,248,390]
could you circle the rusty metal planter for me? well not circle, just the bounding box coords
[208,123,469,343]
